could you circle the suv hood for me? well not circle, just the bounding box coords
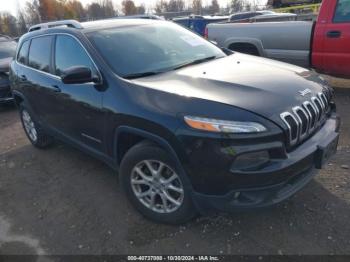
[132,53,327,124]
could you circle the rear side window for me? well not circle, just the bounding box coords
[334,0,350,23]
[28,36,52,73]
[17,40,30,65]
[54,35,95,77]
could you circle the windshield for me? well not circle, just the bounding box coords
[0,41,16,59]
[87,22,225,78]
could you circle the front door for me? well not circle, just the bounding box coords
[49,34,105,152]
[321,0,350,77]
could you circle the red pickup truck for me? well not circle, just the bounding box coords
[206,0,350,78]
[312,0,350,77]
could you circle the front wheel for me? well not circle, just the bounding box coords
[120,142,197,224]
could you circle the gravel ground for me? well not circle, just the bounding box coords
[0,89,349,256]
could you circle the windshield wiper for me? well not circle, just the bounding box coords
[172,56,219,70]
[123,71,165,79]
[123,56,220,79]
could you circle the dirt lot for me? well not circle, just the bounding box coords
[0,89,349,256]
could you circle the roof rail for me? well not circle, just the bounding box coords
[28,20,83,32]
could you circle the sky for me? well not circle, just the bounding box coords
[0,0,268,16]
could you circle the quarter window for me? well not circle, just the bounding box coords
[28,36,52,73]
[54,35,94,77]
[334,0,350,23]
[17,40,30,65]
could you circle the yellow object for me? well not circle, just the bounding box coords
[273,3,322,14]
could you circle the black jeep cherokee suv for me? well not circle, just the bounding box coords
[10,19,340,224]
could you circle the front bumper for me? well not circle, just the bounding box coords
[193,167,318,213]
[0,76,13,103]
[186,114,340,212]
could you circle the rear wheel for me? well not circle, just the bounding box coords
[120,142,196,224]
[19,104,54,149]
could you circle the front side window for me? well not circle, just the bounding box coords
[17,40,30,65]
[54,35,95,77]
[334,0,350,23]
[87,22,225,78]
[28,36,52,73]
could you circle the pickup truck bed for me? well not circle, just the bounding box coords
[207,21,314,68]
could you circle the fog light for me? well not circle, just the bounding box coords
[231,151,270,171]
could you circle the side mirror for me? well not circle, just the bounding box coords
[61,66,99,84]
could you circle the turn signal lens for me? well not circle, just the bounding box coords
[184,116,267,133]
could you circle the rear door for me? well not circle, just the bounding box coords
[316,0,350,77]
[19,35,57,123]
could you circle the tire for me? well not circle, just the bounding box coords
[119,141,197,224]
[19,104,54,149]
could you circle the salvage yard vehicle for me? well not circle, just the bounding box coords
[10,19,340,224]
[206,0,350,78]
[0,35,16,104]
[173,15,228,36]
[228,10,296,23]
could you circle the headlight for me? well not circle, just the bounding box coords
[184,116,267,133]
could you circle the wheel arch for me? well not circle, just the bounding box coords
[12,90,25,107]
[114,126,185,175]
[224,38,265,56]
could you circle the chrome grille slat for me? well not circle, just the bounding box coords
[280,112,299,146]
[281,89,331,147]
[294,106,309,140]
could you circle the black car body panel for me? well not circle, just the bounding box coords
[0,40,16,103]
[10,19,340,213]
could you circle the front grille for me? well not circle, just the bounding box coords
[280,89,332,147]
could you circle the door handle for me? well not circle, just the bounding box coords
[19,75,27,81]
[51,85,61,93]
[327,31,341,38]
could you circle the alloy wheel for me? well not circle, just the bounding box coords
[22,110,38,142]
[131,160,184,213]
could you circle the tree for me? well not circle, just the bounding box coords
[87,3,104,19]
[155,0,168,13]
[192,0,202,15]
[122,0,138,15]
[101,0,116,18]
[137,5,146,15]
[17,10,27,35]
[230,0,244,12]
[66,0,87,20]
[245,2,252,11]
[209,0,220,14]
[0,12,19,36]
[167,0,185,12]
[24,0,41,25]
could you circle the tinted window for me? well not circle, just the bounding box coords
[334,0,350,23]
[17,41,30,65]
[55,35,95,77]
[0,40,16,59]
[230,13,257,21]
[87,23,225,78]
[28,36,52,73]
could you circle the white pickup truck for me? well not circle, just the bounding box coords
[205,0,350,78]
[206,21,312,68]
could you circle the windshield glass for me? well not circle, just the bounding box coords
[87,22,225,78]
[0,41,16,59]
